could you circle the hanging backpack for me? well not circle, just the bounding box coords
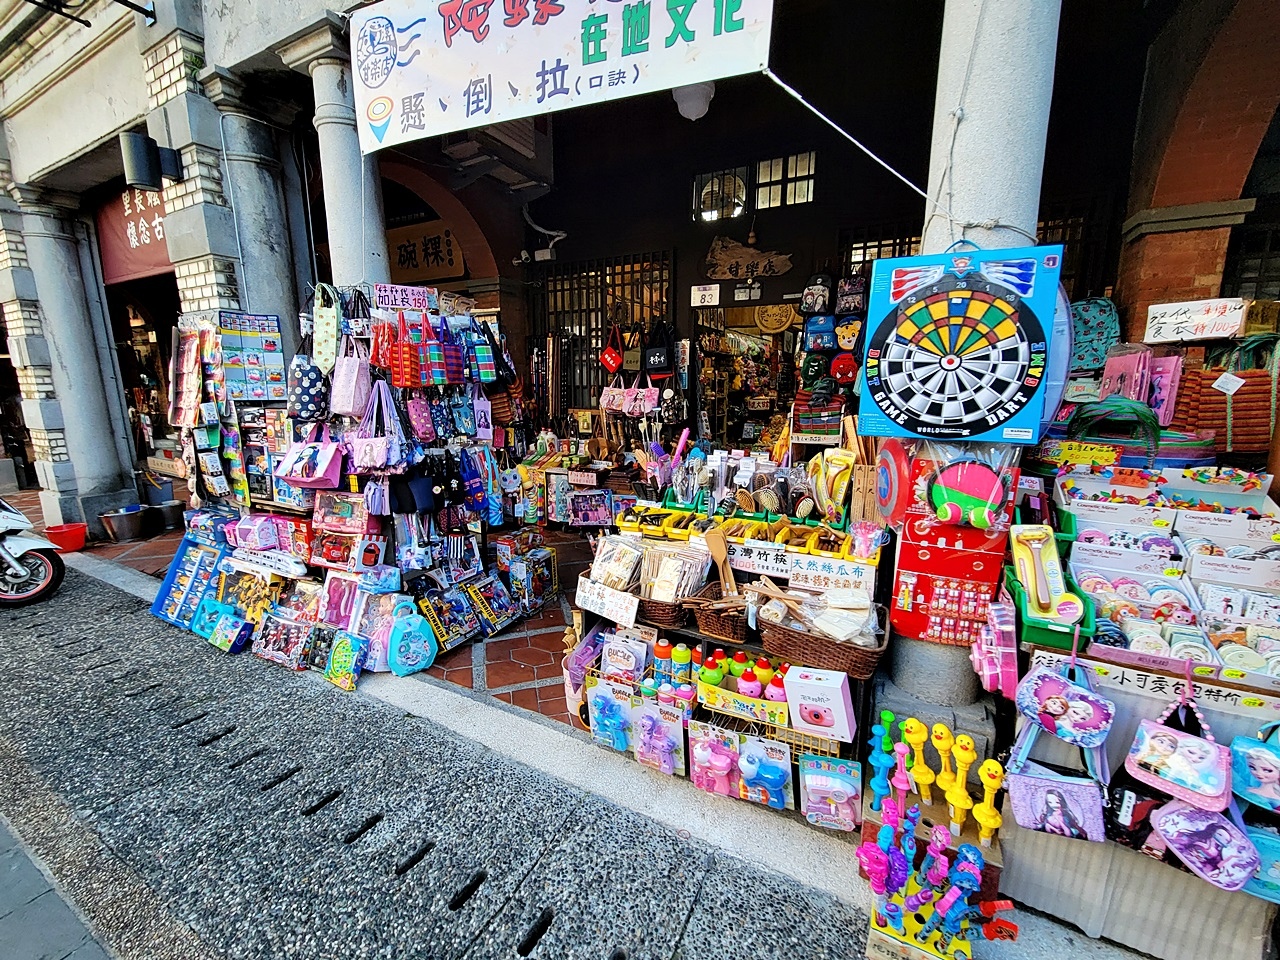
[1069,298,1121,374]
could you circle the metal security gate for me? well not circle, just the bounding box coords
[531,251,672,415]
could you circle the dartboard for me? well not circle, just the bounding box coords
[864,275,1045,438]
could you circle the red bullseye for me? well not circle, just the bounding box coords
[941,354,961,371]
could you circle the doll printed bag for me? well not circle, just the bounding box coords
[803,315,837,352]
[274,423,343,488]
[429,389,455,439]
[1005,718,1110,842]
[1231,721,1280,812]
[1243,826,1280,903]
[1015,663,1115,749]
[1126,684,1232,811]
[1151,801,1260,892]
[600,374,626,414]
[351,381,406,473]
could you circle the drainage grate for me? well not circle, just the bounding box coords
[123,683,163,698]
[171,712,209,730]
[260,766,302,792]
[67,645,104,659]
[516,908,555,956]
[448,871,487,911]
[394,840,436,877]
[343,813,384,845]
[227,748,266,770]
[302,789,343,816]
[197,726,237,747]
[107,671,136,684]
[83,658,122,673]
[52,638,86,649]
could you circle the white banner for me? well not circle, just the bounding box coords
[351,0,775,154]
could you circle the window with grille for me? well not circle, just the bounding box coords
[757,151,815,210]
[839,223,922,278]
[692,167,750,223]
[532,252,673,414]
[1223,221,1280,301]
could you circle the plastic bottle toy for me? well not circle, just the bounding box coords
[736,667,762,698]
[902,718,935,804]
[973,759,1005,847]
[671,643,692,684]
[738,752,789,809]
[657,683,675,705]
[891,742,913,810]
[753,657,775,685]
[698,657,725,687]
[947,736,978,835]
[932,724,956,793]
[653,638,673,685]
[880,710,897,752]
[868,724,896,812]
[764,674,788,701]
[591,694,630,752]
[729,650,750,678]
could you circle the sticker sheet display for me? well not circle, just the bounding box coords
[860,245,1063,444]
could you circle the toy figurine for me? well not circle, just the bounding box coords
[947,735,978,835]
[753,657,775,685]
[891,742,913,810]
[902,718,935,804]
[934,867,985,954]
[591,695,631,753]
[916,862,981,944]
[880,710,896,752]
[736,667,762,698]
[867,724,896,812]
[881,798,901,841]
[953,735,978,787]
[856,842,890,927]
[973,759,1005,847]
[912,825,951,895]
[932,724,956,793]
[883,902,905,936]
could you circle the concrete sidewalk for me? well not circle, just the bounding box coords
[0,819,111,960]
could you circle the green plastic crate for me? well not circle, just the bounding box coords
[1004,565,1096,651]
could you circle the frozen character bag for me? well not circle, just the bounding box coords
[1151,801,1260,892]
[1125,673,1231,811]
[1015,664,1115,749]
[1232,721,1280,812]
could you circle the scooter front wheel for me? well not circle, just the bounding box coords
[0,548,65,606]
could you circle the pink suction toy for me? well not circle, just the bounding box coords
[891,742,912,809]
[881,797,901,843]
[856,843,890,927]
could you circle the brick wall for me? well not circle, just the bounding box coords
[143,32,206,110]
[163,145,227,212]
[30,428,69,463]
[174,257,240,312]
[1117,227,1232,339]
[14,365,55,401]
[1,299,42,338]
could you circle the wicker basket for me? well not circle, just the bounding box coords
[686,581,749,644]
[760,606,888,680]
[633,588,690,629]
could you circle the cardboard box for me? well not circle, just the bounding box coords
[783,667,855,742]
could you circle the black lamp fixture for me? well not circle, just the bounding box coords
[119,132,184,192]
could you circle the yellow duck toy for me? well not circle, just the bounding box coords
[946,735,978,836]
[902,718,935,805]
[932,724,956,794]
[973,759,1005,847]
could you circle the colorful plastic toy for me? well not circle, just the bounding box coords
[868,724,896,812]
[932,723,956,793]
[764,674,788,701]
[856,842,891,927]
[892,741,913,809]
[736,667,762,699]
[591,695,631,753]
[738,752,789,810]
[903,718,935,804]
[973,759,1005,847]
[637,715,678,775]
[880,710,897,751]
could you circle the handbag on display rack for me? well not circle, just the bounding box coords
[1014,657,1116,749]
[645,319,674,373]
[387,600,439,676]
[469,318,497,383]
[623,320,644,372]
[287,335,329,421]
[439,317,466,385]
[274,422,344,489]
[1125,665,1232,811]
[390,311,426,388]
[1232,721,1280,813]
[451,387,477,436]
[370,308,397,369]
[407,392,437,442]
[350,380,407,474]
[311,283,342,375]
[1150,800,1260,892]
[330,335,372,417]
[428,388,455,440]
[600,322,624,373]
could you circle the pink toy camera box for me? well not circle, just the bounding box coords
[783,667,855,742]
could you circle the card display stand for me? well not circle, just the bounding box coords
[151,537,229,628]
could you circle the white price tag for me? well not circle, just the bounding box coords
[1212,372,1247,396]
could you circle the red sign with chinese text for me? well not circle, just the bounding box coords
[96,187,171,285]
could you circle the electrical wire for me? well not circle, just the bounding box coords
[522,204,567,250]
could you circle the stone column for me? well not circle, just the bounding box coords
[920,0,1062,252]
[277,16,390,287]
[892,0,1062,710]
[201,67,301,354]
[9,186,136,531]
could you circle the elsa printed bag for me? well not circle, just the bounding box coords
[1015,660,1115,749]
[1231,721,1280,813]
[1126,673,1232,811]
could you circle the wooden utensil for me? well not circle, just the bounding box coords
[703,526,737,596]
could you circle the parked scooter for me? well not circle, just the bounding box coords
[0,497,64,606]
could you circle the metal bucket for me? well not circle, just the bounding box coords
[157,499,186,530]
[99,508,146,542]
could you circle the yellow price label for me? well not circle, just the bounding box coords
[1272,533,1280,543]
[1223,669,1247,679]
[1154,518,1171,527]
[1192,666,1216,677]
[1093,666,1111,677]
[1163,567,1182,577]
[1243,697,1266,708]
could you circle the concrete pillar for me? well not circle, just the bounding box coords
[10,186,136,531]
[277,16,390,287]
[201,67,301,354]
[920,0,1062,252]
[895,0,1062,707]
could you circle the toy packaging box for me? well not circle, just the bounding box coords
[508,547,558,614]
[783,667,856,742]
[635,702,686,777]
[738,736,794,810]
[799,755,862,831]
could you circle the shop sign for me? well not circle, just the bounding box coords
[96,187,171,285]
[387,221,466,284]
[726,538,788,578]
[374,282,435,311]
[691,284,720,307]
[350,0,775,154]
[704,236,793,281]
[787,554,875,594]
[1144,297,1249,343]
[576,573,638,628]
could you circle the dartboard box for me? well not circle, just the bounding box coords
[860,245,1064,445]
